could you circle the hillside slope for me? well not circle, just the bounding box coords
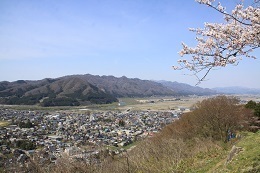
[0,76,118,106]
[74,74,176,97]
[0,74,176,106]
[0,74,222,106]
[211,131,260,173]
[187,131,260,173]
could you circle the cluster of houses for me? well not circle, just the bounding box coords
[0,107,188,168]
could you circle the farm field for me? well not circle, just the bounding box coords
[0,121,10,127]
[118,96,210,111]
[1,94,259,113]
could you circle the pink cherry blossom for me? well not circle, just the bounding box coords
[173,0,260,85]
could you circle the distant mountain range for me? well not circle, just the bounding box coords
[0,74,176,106]
[213,86,260,95]
[2,74,258,106]
[157,80,216,96]
[0,76,118,106]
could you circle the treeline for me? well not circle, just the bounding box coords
[0,94,46,105]
[15,140,36,150]
[41,91,118,106]
[0,92,118,107]
[0,140,36,151]
[17,120,34,128]
[160,96,250,142]
[0,87,52,105]
[41,97,80,107]
[245,100,260,117]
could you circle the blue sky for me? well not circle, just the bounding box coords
[0,0,259,88]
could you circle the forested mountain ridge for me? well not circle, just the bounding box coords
[0,74,174,106]
[157,80,217,95]
[72,74,175,97]
[0,76,118,106]
[0,74,219,106]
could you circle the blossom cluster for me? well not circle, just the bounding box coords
[174,0,260,83]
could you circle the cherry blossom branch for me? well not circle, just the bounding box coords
[198,1,259,26]
[195,66,213,85]
[173,0,259,84]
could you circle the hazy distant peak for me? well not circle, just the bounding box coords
[157,80,217,96]
[213,86,260,94]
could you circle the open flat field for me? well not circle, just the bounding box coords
[0,121,10,127]
[2,94,258,112]
[113,94,260,111]
[0,96,207,112]
[118,96,208,111]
